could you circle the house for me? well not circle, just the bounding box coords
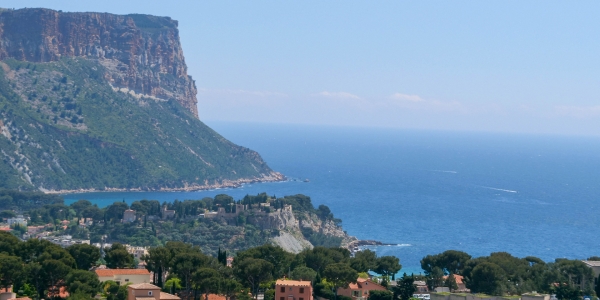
[441,274,468,292]
[126,245,149,260]
[79,218,94,227]
[162,206,175,220]
[123,210,137,223]
[226,257,234,267]
[127,283,180,300]
[95,269,151,285]
[582,260,600,278]
[413,281,429,293]
[275,279,313,300]
[337,278,386,300]
[7,215,27,227]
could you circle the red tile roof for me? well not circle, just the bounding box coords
[207,294,226,300]
[442,274,464,285]
[95,269,150,277]
[345,278,385,290]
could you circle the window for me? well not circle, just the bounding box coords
[281,287,285,293]
[353,291,360,297]
[300,288,305,293]
[300,298,304,300]
[280,297,285,300]
[148,291,153,296]
[125,279,129,282]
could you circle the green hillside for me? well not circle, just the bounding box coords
[0,58,280,191]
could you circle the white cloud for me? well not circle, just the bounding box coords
[313,91,361,100]
[389,93,423,102]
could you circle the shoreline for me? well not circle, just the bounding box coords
[42,172,286,195]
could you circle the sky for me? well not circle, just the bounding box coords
[5,1,600,135]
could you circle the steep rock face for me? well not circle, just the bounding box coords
[0,8,198,117]
[243,206,356,253]
[298,212,357,248]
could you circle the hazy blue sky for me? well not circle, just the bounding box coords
[6,1,600,135]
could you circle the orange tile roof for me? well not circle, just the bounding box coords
[207,294,226,300]
[160,292,181,300]
[96,269,151,277]
[344,278,384,290]
[442,274,464,285]
[129,283,160,290]
[276,279,312,287]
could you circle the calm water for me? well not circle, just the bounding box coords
[64,122,600,274]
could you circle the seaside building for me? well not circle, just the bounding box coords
[441,275,468,292]
[123,210,137,223]
[7,215,27,227]
[337,278,386,300]
[126,245,149,260]
[161,206,175,220]
[275,279,313,300]
[126,283,180,300]
[582,260,600,278]
[95,269,151,285]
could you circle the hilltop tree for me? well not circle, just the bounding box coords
[323,263,358,300]
[65,269,100,297]
[68,244,101,270]
[144,246,173,287]
[0,254,23,290]
[445,273,458,291]
[375,256,402,280]
[369,290,393,300]
[350,249,377,273]
[393,273,416,300]
[421,250,472,276]
[194,268,221,300]
[104,243,133,269]
[468,262,506,295]
[233,257,274,298]
[290,266,318,282]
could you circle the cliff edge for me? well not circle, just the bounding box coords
[0,8,198,117]
[0,8,282,191]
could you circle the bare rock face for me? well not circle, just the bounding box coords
[0,8,198,118]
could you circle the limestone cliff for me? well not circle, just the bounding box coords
[0,8,198,117]
[216,204,356,253]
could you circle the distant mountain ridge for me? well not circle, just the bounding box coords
[0,8,283,191]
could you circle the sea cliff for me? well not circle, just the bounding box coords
[0,8,198,117]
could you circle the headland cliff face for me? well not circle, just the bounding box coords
[0,8,281,191]
[0,8,198,117]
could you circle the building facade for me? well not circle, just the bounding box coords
[337,278,387,300]
[95,269,151,285]
[126,283,180,300]
[275,280,313,300]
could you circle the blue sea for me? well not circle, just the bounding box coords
[64,122,600,275]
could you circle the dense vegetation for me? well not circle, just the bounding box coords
[0,57,276,191]
[9,191,345,253]
[421,250,598,297]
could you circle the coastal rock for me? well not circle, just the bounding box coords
[0,8,198,117]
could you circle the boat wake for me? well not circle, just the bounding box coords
[432,170,458,174]
[481,186,517,193]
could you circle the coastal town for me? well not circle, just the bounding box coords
[1,201,599,300]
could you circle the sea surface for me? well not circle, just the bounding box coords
[64,122,600,275]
